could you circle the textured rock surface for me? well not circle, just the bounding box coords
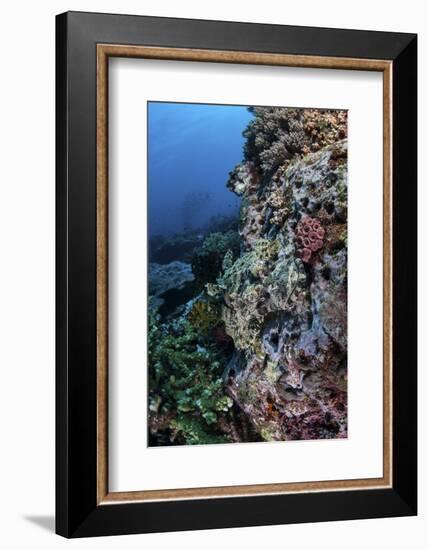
[148,261,194,312]
[148,106,348,445]
[216,108,348,441]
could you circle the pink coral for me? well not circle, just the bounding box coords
[295,216,325,263]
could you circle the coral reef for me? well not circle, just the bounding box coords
[148,105,348,445]
[148,308,234,445]
[218,107,348,441]
[148,261,194,314]
[191,230,240,290]
[149,261,194,296]
[242,106,347,174]
[295,216,325,263]
[187,299,221,334]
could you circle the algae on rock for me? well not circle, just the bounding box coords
[217,108,348,441]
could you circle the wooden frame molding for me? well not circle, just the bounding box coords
[96,44,393,505]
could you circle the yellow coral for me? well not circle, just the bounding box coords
[188,300,220,334]
[222,306,263,356]
[254,238,279,261]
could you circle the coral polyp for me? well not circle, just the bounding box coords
[295,216,325,263]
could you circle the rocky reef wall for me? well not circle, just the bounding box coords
[148,106,348,445]
[215,107,348,441]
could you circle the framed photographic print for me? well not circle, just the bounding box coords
[56,11,417,538]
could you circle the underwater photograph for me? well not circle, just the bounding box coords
[148,101,348,446]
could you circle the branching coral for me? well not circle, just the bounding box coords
[148,311,233,445]
[242,106,347,174]
[170,415,230,445]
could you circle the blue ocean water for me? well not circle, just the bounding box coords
[148,102,253,237]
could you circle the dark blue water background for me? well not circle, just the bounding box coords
[148,102,253,237]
